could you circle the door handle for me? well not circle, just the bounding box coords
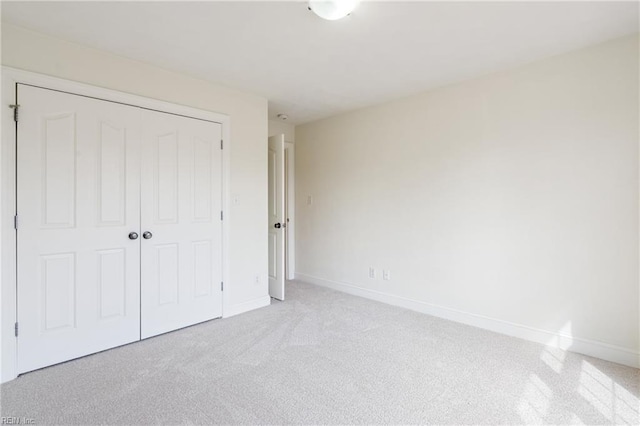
[274,223,281,229]
[128,232,139,240]
[143,231,153,239]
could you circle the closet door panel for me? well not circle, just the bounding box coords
[140,110,222,338]
[16,85,142,374]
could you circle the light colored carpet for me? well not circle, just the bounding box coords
[1,280,638,425]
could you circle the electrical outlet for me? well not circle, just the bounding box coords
[307,195,313,206]
[369,267,376,279]
[383,270,391,281]
[255,275,260,285]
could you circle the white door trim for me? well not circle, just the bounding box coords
[284,142,295,280]
[0,66,231,383]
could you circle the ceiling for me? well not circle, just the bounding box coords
[2,1,638,124]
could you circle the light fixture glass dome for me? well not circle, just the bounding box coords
[309,0,359,21]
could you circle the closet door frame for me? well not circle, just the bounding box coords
[0,67,231,383]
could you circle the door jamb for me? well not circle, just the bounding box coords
[0,67,231,383]
[284,142,295,280]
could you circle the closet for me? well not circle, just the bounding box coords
[16,84,223,373]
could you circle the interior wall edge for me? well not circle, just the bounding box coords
[268,119,296,142]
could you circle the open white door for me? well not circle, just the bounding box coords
[268,134,285,300]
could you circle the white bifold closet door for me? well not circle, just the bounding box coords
[17,85,142,373]
[16,84,223,374]
[140,110,223,339]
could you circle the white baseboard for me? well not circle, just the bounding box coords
[295,273,639,369]
[223,295,271,318]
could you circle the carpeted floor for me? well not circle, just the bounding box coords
[1,280,638,425]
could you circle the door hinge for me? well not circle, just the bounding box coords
[9,104,19,122]
[220,211,223,221]
[220,139,223,150]
[14,322,18,337]
[221,282,224,291]
[13,214,18,230]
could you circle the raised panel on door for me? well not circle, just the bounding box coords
[16,85,142,374]
[193,241,213,297]
[97,249,127,319]
[155,132,179,223]
[98,122,127,226]
[156,244,179,305]
[42,112,76,228]
[40,253,76,331]
[140,110,222,339]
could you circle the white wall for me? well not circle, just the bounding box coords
[295,34,639,366]
[269,119,295,142]
[1,24,270,379]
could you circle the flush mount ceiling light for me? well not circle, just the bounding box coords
[308,0,359,21]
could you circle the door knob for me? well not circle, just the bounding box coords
[143,231,153,239]
[274,223,281,229]
[128,232,139,240]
